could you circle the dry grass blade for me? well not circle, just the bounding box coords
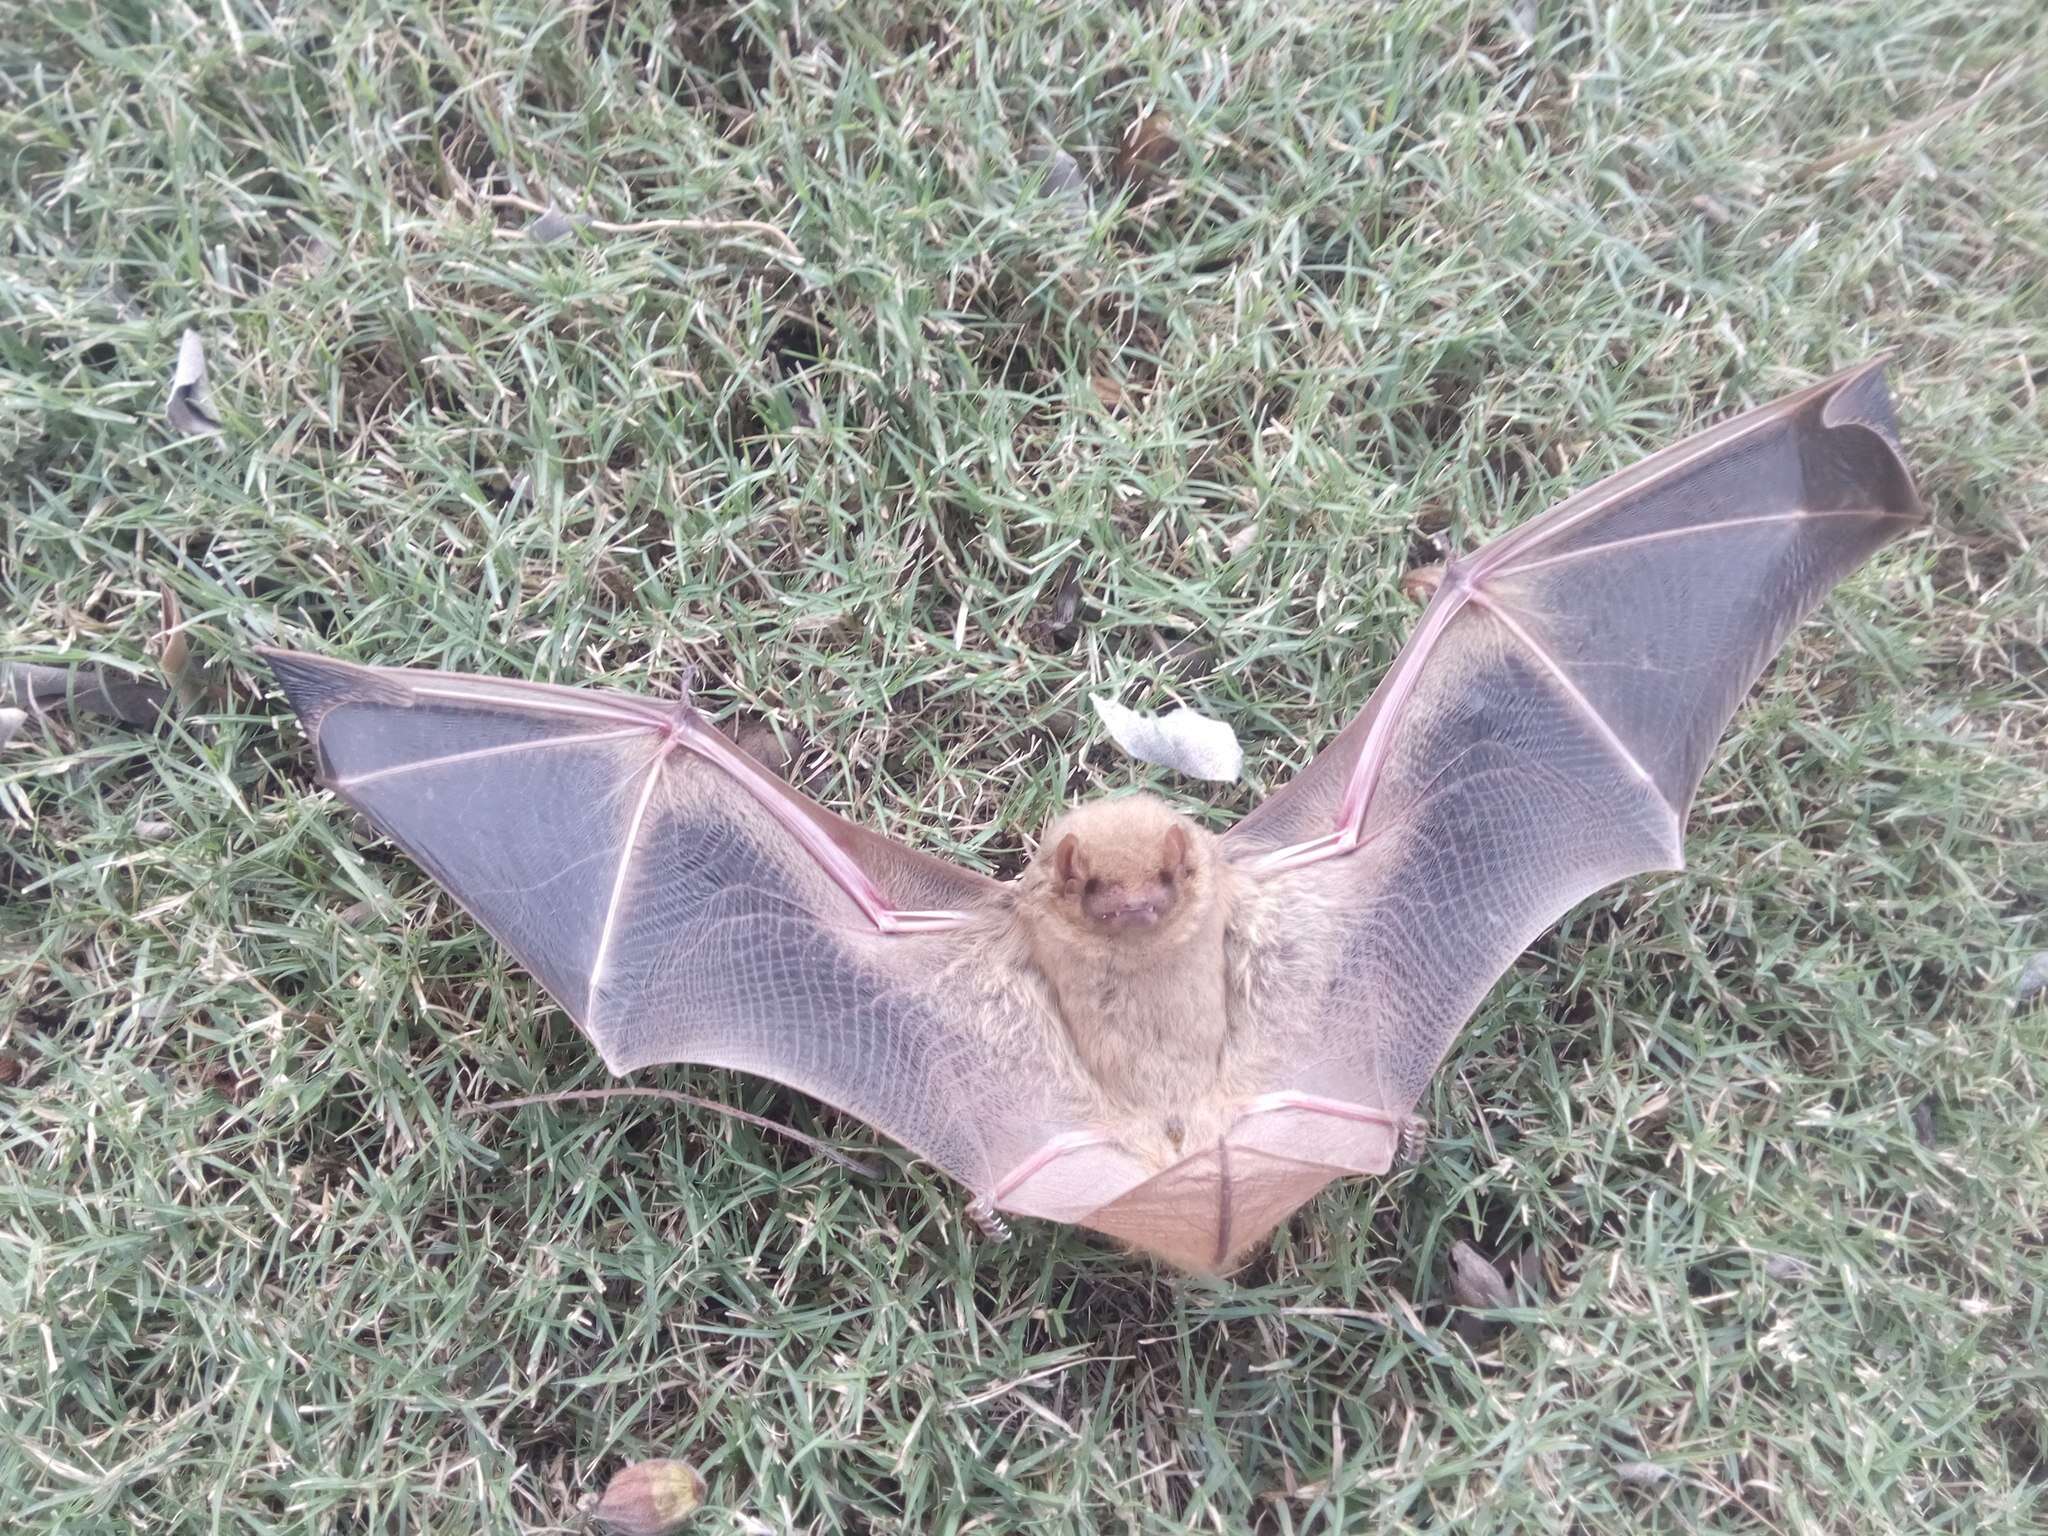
[1798,61,2028,179]
[487,193,802,261]
[463,1088,882,1176]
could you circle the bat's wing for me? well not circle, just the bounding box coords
[1223,359,1923,1118]
[263,651,1082,1197]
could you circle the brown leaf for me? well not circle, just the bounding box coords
[205,1064,253,1105]
[1690,193,1733,227]
[1911,1095,1938,1147]
[729,719,792,778]
[1030,558,1086,652]
[1449,1240,1511,1310]
[1114,109,1178,187]
[153,584,214,714]
[593,1459,705,1536]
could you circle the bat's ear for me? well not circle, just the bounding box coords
[1054,833,1087,892]
[1161,824,1190,875]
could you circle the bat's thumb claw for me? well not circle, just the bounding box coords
[967,1197,1012,1243]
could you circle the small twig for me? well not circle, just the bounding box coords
[463,1087,881,1176]
[485,192,803,261]
[1799,62,2026,181]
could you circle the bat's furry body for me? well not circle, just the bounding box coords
[1021,800,1243,1146]
[265,360,1923,1272]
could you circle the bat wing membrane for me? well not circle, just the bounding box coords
[265,652,1077,1195]
[1224,360,1923,1114]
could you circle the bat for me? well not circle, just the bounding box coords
[263,359,1922,1272]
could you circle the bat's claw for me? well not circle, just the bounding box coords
[967,1197,1012,1243]
[1395,1116,1429,1170]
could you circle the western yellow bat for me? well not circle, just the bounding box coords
[264,359,1922,1271]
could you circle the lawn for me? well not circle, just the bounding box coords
[3,1,2045,1531]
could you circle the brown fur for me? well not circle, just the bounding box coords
[1017,793,1253,1166]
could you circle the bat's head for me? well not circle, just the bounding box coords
[1035,794,1214,940]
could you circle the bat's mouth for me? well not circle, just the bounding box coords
[1095,901,1166,933]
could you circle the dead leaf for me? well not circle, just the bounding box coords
[1615,1461,1676,1490]
[593,1459,705,1535]
[2015,952,2048,1007]
[1028,559,1086,653]
[205,1064,254,1105]
[729,720,792,778]
[152,584,217,714]
[1504,0,1541,50]
[527,205,583,243]
[1762,1254,1812,1284]
[1911,1095,1938,1147]
[0,708,24,749]
[1449,1241,1511,1309]
[166,329,223,437]
[1025,142,1090,214]
[1115,109,1178,188]
[1049,560,1083,636]
[2,662,168,728]
[1691,193,1733,226]
[271,234,336,286]
[1092,695,1242,781]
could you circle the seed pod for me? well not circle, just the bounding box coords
[1115,109,1178,187]
[593,1459,704,1536]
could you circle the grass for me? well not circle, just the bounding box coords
[3,0,2045,1531]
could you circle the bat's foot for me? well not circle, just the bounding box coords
[1395,1117,1429,1170]
[966,1197,1012,1243]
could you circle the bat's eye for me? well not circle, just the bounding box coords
[1082,877,1102,899]
[1158,866,1178,886]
